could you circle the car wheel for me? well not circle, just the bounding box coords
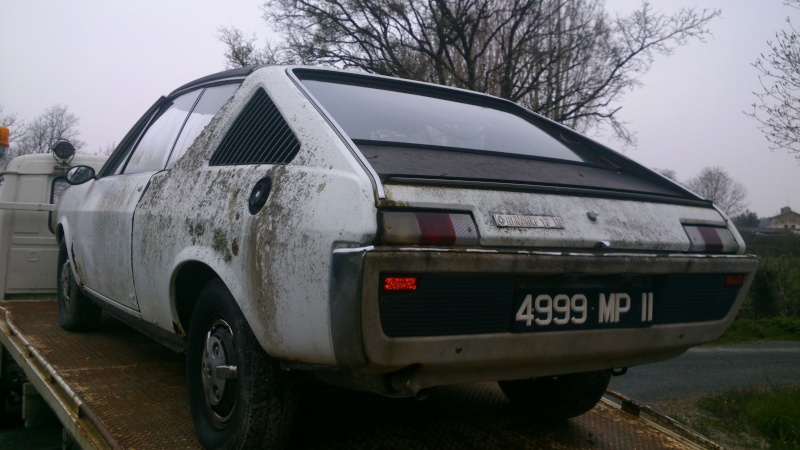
[498,370,612,420]
[187,279,296,449]
[57,242,101,331]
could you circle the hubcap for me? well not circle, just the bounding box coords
[201,318,237,424]
[60,262,72,313]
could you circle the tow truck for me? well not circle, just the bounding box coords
[0,127,721,449]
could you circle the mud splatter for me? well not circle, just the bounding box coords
[212,228,232,262]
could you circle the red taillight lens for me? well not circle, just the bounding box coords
[724,274,744,287]
[415,212,458,245]
[683,225,740,254]
[381,211,478,246]
[383,276,418,292]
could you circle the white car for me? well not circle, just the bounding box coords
[55,65,758,449]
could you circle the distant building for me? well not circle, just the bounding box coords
[758,207,800,234]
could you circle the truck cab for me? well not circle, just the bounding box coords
[0,149,107,299]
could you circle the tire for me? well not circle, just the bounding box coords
[498,370,612,420]
[187,279,296,450]
[57,242,101,331]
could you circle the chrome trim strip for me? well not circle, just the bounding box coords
[83,286,143,319]
[333,245,375,254]
[493,213,564,229]
[83,286,185,352]
[329,247,370,369]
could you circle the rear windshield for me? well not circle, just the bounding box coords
[299,78,585,163]
[295,71,697,201]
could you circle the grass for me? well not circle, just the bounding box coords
[690,385,800,450]
[713,316,800,345]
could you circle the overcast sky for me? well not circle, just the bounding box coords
[1,0,798,217]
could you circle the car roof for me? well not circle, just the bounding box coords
[168,65,263,97]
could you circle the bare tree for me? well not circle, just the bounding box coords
[14,105,85,157]
[0,105,24,139]
[654,167,678,181]
[217,26,285,69]
[222,0,719,143]
[218,27,259,68]
[686,166,748,216]
[748,0,800,160]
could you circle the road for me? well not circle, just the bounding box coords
[609,341,800,405]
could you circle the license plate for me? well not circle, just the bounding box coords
[512,288,655,332]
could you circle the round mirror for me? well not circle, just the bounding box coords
[66,165,96,185]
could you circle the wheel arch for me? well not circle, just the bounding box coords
[172,261,219,339]
[56,224,67,263]
[56,223,65,245]
[56,220,72,253]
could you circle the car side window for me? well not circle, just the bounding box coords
[166,83,239,169]
[123,90,201,174]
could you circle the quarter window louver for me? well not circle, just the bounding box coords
[210,89,300,166]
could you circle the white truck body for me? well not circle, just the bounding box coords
[0,154,106,298]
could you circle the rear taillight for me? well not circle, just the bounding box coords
[383,276,418,292]
[683,225,739,254]
[381,211,478,246]
[724,275,744,287]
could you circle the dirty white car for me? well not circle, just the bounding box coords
[54,65,758,449]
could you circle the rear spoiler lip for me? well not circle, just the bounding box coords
[382,175,715,209]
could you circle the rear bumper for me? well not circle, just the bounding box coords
[329,247,758,395]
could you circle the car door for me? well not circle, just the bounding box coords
[71,90,202,310]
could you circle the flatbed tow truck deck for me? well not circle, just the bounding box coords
[1,300,717,449]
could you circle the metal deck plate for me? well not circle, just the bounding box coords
[2,301,702,449]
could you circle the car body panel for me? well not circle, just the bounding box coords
[69,172,154,310]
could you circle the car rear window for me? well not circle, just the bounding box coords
[299,79,584,163]
[295,70,699,201]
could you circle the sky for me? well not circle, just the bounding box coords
[0,0,798,218]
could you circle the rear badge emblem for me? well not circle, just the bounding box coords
[493,214,564,229]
